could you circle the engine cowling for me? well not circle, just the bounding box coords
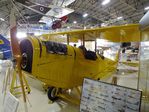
[20,39,33,73]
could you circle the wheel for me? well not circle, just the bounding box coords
[47,87,59,101]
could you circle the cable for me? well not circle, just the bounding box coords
[9,0,29,31]
[61,0,65,7]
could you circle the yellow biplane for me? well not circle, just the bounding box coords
[10,9,149,111]
[17,24,140,101]
[5,0,149,110]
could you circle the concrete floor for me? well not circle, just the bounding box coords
[0,61,79,112]
[0,60,147,112]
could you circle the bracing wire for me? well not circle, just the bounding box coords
[9,0,30,32]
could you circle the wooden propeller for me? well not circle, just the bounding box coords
[10,8,28,112]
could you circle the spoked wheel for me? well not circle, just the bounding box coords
[47,87,60,101]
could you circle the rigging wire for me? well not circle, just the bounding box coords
[9,0,30,32]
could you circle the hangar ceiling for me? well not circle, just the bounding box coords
[0,0,149,36]
[69,0,149,25]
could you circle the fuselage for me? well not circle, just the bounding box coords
[20,36,118,88]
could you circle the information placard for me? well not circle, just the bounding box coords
[3,92,19,112]
[80,78,142,112]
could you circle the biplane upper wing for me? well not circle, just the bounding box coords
[41,24,140,42]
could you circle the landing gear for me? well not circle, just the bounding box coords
[47,87,59,101]
[46,87,80,105]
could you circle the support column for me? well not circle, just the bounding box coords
[82,34,85,47]
[95,39,97,52]
[67,34,69,45]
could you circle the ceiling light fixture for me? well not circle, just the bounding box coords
[83,13,88,18]
[73,21,77,24]
[117,16,123,20]
[102,0,110,5]
[144,6,149,10]
[0,18,5,21]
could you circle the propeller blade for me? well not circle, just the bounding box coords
[10,9,21,56]
[10,7,28,112]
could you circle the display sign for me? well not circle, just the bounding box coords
[3,92,19,112]
[80,78,142,112]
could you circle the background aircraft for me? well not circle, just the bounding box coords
[0,35,12,60]
[15,0,73,29]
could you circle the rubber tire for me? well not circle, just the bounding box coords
[47,87,58,101]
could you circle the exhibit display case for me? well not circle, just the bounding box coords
[138,11,149,112]
[138,33,149,112]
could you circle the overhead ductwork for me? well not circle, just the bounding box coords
[139,11,149,31]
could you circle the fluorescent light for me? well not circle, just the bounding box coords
[16,32,27,39]
[144,6,149,10]
[117,16,123,20]
[83,13,88,18]
[102,0,110,5]
[0,18,5,21]
[73,21,77,24]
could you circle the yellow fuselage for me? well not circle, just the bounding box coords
[20,37,117,88]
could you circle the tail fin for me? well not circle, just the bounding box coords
[0,34,12,59]
[0,34,10,47]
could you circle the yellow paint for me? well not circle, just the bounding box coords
[121,61,139,67]
[23,36,118,89]
[41,24,140,42]
[21,24,140,89]
[10,68,31,95]
[0,39,4,44]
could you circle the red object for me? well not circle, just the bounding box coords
[52,20,62,29]
[51,16,68,29]
[60,16,68,22]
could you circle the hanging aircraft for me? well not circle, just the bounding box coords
[15,0,73,29]
[0,35,12,60]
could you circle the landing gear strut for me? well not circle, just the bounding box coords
[47,87,59,101]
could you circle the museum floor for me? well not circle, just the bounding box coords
[0,60,147,112]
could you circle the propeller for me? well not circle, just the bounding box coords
[10,7,28,112]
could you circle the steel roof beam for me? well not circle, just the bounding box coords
[119,0,137,11]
